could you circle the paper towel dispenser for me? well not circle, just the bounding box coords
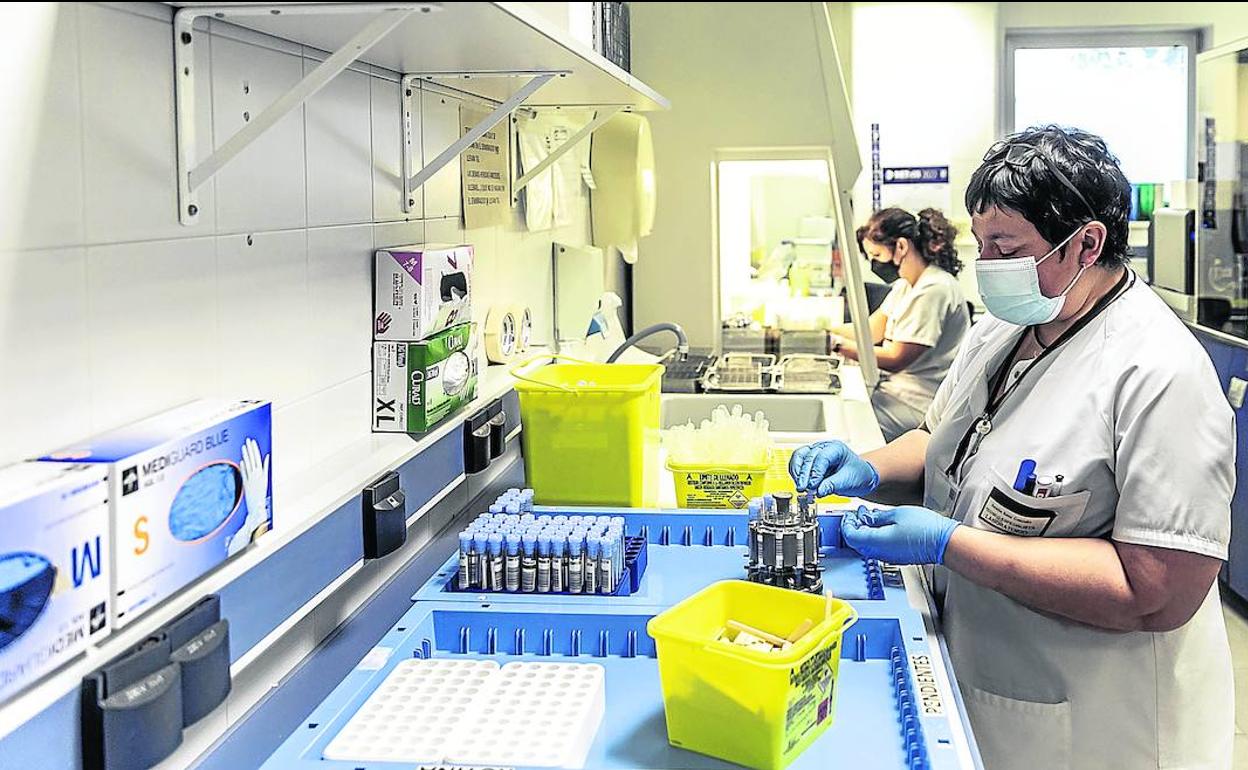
[590,113,656,260]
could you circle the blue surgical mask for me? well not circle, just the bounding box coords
[974,228,1086,325]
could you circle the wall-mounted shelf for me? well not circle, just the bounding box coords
[168,1,669,225]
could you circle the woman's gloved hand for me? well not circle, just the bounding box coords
[789,440,880,498]
[841,505,960,565]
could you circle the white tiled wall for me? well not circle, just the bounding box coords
[0,2,592,474]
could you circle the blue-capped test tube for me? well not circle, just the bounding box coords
[551,534,566,593]
[487,534,504,591]
[585,538,601,594]
[521,533,538,592]
[488,503,505,515]
[521,488,535,513]
[471,533,488,589]
[458,532,473,590]
[611,516,626,535]
[536,535,552,593]
[607,527,624,585]
[599,536,616,594]
[505,502,521,517]
[567,535,584,594]
[505,533,521,592]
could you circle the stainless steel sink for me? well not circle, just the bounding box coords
[660,393,830,433]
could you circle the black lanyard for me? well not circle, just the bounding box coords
[943,269,1134,481]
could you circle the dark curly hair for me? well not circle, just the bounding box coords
[856,207,962,276]
[965,125,1132,267]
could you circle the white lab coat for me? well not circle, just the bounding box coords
[923,276,1235,770]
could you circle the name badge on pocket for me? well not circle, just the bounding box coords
[978,487,1057,537]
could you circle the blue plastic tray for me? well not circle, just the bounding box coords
[261,601,960,770]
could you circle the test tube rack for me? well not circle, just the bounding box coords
[323,659,606,768]
[745,491,824,593]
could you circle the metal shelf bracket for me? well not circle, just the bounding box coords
[173,3,431,226]
[399,71,565,215]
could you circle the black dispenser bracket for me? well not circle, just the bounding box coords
[363,471,407,559]
[81,595,230,770]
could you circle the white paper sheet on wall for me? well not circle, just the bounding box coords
[517,126,554,231]
[460,106,511,229]
[517,110,594,232]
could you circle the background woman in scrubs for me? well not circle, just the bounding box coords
[830,208,971,441]
[792,126,1235,769]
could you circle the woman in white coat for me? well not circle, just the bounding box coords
[830,207,970,442]
[791,126,1235,769]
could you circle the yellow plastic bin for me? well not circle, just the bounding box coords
[511,356,663,507]
[647,581,858,770]
[668,458,768,509]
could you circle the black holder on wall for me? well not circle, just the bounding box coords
[81,595,230,770]
[166,596,231,726]
[465,399,505,474]
[363,471,407,559]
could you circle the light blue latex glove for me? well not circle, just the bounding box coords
[841,505,960,565]
[789,440,880,498]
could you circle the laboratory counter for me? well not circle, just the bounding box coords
[190,365,980,770]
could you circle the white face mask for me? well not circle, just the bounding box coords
[974,227,1087,326]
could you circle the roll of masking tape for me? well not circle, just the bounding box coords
[510,305,533,353]
[484,305,518,363]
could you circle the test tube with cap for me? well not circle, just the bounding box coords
[585,538,601,594]
[521,488,535,512]
[537,535,552,592]
[505,502,521,517]
[551,535,566,593]
[611,516,626,535]
[458,533,473,590]
[599,537,615,594]
[521,533,538,592]
[505,533,521,592]
[471,533,487,589]
[608,526,624,584]
[568,536,584,594]
[487,534,504,591]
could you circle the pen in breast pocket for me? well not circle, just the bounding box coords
[1051,475,1064,496]
[1033,475,1056,498]
[1014,459,1037,492]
